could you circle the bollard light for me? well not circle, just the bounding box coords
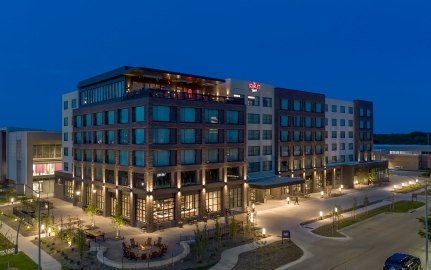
[252,203,255,210]
[48,227,51,237]
[335,207,338,213]
[262,228,266,236]
[287,197,290,204]
[416,179,419,184]
[341,185,344,189]
[10,197,14,204]
[320,191,324,198]
[320,211,323,220]
[401,182,405,187]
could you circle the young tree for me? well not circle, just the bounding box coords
[368,169,377,185]
[214,218,222,250]
[0,226,14,270]
[111,202,125,239]
[193,224,209,262]
[229,216,238,240]
[6,187,16,203]
[84,201,98,228]
[363,195,370,215]
[75,222,88,260]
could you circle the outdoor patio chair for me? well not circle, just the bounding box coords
[130,238,138,247]
[146,237,152,246]
[157,236,163,246]
[141,253,147,260]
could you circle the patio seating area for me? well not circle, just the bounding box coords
[122,236,168,260]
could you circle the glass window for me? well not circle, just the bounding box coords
[136,198,146,222]
[153,173,171,189]
[181,171,197,185]
[367,109,371,117]
[153,198,174,222]
[247,113,260,124]
[332,143,337,151]
[316,118,323,128]
[315,131,322,141]
[280,99,289,110]
[75,115,82,127]
[180,107,196,123]
[227,148,239,162]
[118,129,129,144]
[227,130,240,143]
[206,191,221,212]
[280,131,289,142]
[63,147,68,156]
[315,144,323,154]
[63,117,68,127]
[181,129,196,144]
[262,130,272,140]
[229,187,242,209]
[331,105,337,112]
[248,130,260,140]
[280,161,289,172]
[133,173,145,189]
[226,111,239,124]
[304,145,313,155]
[206,149,220,163]
[293,100,301,111]
[340,131,346,138]
[263,97,272,107]
[293,159,301,170]
[340,119,345,126]
[105,150,115,164]
[63,100,68,110]
[248,162,260,173]
[153,106,170,122]
[316,103,322,113]
[95,150,102,163]
[105,169,115,184]
[119,150,128,166]
[348,120,353,126]
[304,117,312,127]
[262,114,272,124]
[227,167,241,180]
[293,145,301,156]
[304,101,312,112]
[331,119,337,126]
[133,150,145,167]
[340,143,346,150]
[118,171,129,186]
[248,146,260,156]
[71,99,77,108]
[74,132,82,144]
[293,131,301,141]
[205,129,219,143]
[294,116,301,127]
[348,107,353,114]
[280,115,289,127]
[153,150,171,166]
[332,131,337,138]
[180,194,199,218]
[85,114,92,126]
[360,108,364,116]
[263,145,272,155]
[153,128,172,144]
[133,106,145,122]
[205,109,219,124]
[105,130,115,144]
[180,150,197,165]
[247,96,260,106]
[349,143,354,150]
[340,106,346,113]
[280,146,289,157]
[95,112,103,126]
[133,129,145,144]
[106,111,115,125]
[349,131,354,138]
[304,131,312,141]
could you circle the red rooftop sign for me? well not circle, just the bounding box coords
[248,82,261,92]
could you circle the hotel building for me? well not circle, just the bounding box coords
[54,66,388,231]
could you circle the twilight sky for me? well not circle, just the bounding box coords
[0,0,429,133]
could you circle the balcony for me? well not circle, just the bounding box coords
[123,88,244,105]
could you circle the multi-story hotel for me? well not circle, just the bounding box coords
[54,66,388,232]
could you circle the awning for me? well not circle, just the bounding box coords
[247,176,305,189]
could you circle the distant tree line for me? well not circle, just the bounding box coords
[374,131,430,145]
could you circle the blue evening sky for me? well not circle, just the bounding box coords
[0,0,429,133]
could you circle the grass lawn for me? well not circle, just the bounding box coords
[0,252,38,270]
[312,200,425,237]
[395,181,430,193]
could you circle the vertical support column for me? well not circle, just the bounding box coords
[201,188,206,219]
[146,195,154,232]
[323,169,327,189]
[175,191,181,224]
[103,188,109,217]
[130,192,136,227]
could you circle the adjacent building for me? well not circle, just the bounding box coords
[0,127,62,197]
[54,65,388,232]
[375,145,431,170]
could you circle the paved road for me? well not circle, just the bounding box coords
[254,170,428,270]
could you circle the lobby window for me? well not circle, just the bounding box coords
[248,130,260,140]
[133,173,145,189]
[180,150,197,165]
[305,145,313,155]
[206,191,221,212]
[63,100,68,110]
[316,103,322,113]
[348,106,353,114]
[153,173,171,189]
[262,114,272,124]
[119,150,128,166]
[280,131,289,142]
[105,169,115,184]
[262,130,272,140]
[263,145,272,155]
[153,106,171,122]
[118,171,129,186]
[206,149,220,163]
[153,150,171,166]
[180,107,197,123]
[133,106,145,122]
[280,99,289,110]
[227,130,240,143]
[205,129,220,144]
[106,150,115,164]
[348,120,353,127]
[226,111,239,124]
[304,117,312,127]
[293,100,301,111]
[315,117,323,128]
[293,145,301,156]
[239,187,255,209]
[280,115,289,127]
[304,101,312,112]
[340,106,346,113]
[227,148,240,162]
[340,131,346,138]
[205,109,220,124]
[153,198,174,222]
[315,131,322,141]
[293,116,301,127]
[64,180,73,198]
[340,119,345,126]
[331,119,337,126]
[304,131,312,141]
[133,129,145,144]
[248,113,260,124]
[118,129,129,144]
[95,150,103,163]
[293,131,301,141]
[248,146,260,156]
[247,96,260,106]
[63,117,68,127]
[106,130,115,144]
[95,112,103,126]
[315,144,323,155]
[280,146,289,157]
[331,131,337,138]
[181,171,197,186]
[263,161,272,171]
[331,105,337,112]
[248,162,260,173]
[180,194,199,219]
[153,128,173,144]
[136,198,146,222]
[75,115,82,127]
[133,150,145,167]
[106,111,115,125]
[181,129,197,144]
[263,97,272,107]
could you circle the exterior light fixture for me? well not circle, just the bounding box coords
[319,211,323,220]
[262,228,266,236]
[10,198,14,204]
[320,191,324,198]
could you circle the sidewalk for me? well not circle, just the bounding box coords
[0,220,61,270]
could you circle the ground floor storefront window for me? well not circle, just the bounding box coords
[136,198,146,223]
[180,193,199,219]
[229,186,242,210]
[206,190,221,212]
[153,197,174,223]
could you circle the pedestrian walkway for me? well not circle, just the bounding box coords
[0,220,61,270]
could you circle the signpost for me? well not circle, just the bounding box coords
[281,230,290,243]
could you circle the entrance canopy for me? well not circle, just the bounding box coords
[247,176,304,189]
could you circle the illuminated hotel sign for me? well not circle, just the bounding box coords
[248,82,261,92]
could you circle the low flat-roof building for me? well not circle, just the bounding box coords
[375,144,431,170]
